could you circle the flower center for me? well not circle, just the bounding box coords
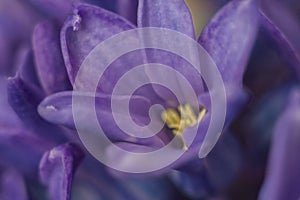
[161,104,206,150]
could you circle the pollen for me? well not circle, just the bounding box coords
[161,104,207,150]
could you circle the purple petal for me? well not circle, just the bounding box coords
[0,169,28,200]
[15,47,40,87]
[32,21,71,94]
[0,29,16,75]
[137,0,195,38]
[7,76,44,126]
[260,0,300,76]
[0,77,23,129]
[171,132,243,199]
[199,0,259,85]
[61,3,135,86]
[259,89,300,200]
[117,0,138,24]
[7,76,66,143]
[39,143,84,200]
[138,0,204,100]
[38,91,164,148]
[0,128,53,175]
[29,0,72,22]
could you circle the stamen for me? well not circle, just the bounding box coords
[161,104,207,150]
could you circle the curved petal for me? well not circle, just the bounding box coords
[61,3,135,87]
[260,0,300,77]
[171,132,243,199]
[38,91,164,148]
[0,169,28,200]
[0,77,23,128]
[117,0,138,25]
[138,0,204,100]
[199,0,259,85]
[39,143,84,200]
[258,89,300,200]
[7,76,66,143]
[32,21,71,94]
[137,0,195,38]
[0,128,53,175]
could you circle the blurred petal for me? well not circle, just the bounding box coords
[71,157,178,200]
[61,3,135,86]
[7,76,44,126]
[0,130,52,175]
[28,0,72,22]
[7,76,65,142]
[199,0,259,85]
[0,169,28,200]
[15,47,40,87]
[259,89,300,200]
[117,0,138,24]
[0,0,42,74]
[260,0,300,77]
[171,132,243,199]
[32,21,71,94]
[0,77,23,128]
[39,143,84,200]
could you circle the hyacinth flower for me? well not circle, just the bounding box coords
[258,89,300,200]
[37,0,259,176]
[1,1,179,200]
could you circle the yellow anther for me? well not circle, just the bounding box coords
[161,104,207,150]
[161,109,181,129]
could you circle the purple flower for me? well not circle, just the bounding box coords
[1,1,179,199]
[38,0,259,174]
[259,89,300,200]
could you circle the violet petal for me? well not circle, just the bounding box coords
[137,0,195,38]
[7,76,65,143]
[117,0,138,24]
[61,3,135,86]
[39,143,84,200]
[32,21,71,94]
[29,0,72,22]
[258,89,300,200]
[199,0,259,85]
[138,0,204,100]
[260,0,300,76]
[38,91,164,148]
[0,169,28,200]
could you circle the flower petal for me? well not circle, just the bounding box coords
[258,89,300,200]
[38,91,164,148]
[137,0,195,38]
[39,143,84,200]
[0,169,28,200]
[7,76,65,143]
[199,0,259,85]
[32,21,71,94]
[29,0,72,22]
[117,0,138,24]
[61,3,135,87]
[260,0,300,76]
[171,132,243,199]
[137,0,204,99]
[0,77,23,129]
